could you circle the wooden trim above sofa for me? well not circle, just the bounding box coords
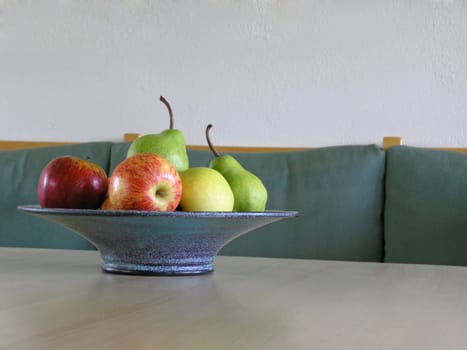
[382,137,403,149]
[125,134,402,152]
[1,135,466,153]
[0,140,75,151]
[0,135,377,152]
[381,136,467,154]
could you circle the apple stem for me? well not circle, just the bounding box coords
[160,96,174,130]
[206,124,220,158]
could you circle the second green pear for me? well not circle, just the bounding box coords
[127,96,189,172]
[206,124,268,212]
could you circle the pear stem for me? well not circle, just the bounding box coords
[160,96,174,130]
[206,124,220,158]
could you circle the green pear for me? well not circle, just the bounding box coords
[206,124,268,212]
[127,96,189,172]
[179,167,234,212]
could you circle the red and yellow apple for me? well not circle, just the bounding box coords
[101,153,182,211]
[37,156,108,209]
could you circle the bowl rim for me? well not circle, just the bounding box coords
[17,205,299,219]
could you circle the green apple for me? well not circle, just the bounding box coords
[179,167,234,212]
[126,96,189,172]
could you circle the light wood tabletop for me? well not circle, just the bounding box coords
[1,247,466,350]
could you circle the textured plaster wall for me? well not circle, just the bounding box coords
[1,1,466,147]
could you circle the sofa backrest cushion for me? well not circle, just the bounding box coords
[384,146,467,266]
[111,143,386,262]
[0,142,113,250]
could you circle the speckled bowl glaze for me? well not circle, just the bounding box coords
[18,205,298,276]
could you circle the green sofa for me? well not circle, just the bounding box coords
[1,141,467,266]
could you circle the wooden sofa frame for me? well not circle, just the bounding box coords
[0,135,466,153]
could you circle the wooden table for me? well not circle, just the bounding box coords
[1,248,467,350]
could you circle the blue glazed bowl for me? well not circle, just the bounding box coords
[18,205,298,276]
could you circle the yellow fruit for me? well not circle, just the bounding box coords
[179,167,234,212]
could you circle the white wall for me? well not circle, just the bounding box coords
[1,1,466,147]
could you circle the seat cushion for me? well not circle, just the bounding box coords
[384,146,467,265]
[0,142,112,250]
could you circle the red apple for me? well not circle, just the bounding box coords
[37,156,108,209]
[102,153,182,211]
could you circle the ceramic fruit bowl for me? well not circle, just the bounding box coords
[18,205,298,276]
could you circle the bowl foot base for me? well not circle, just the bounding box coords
[101,262,214,276]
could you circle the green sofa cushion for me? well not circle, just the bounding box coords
[108,142,129,174]
[0,142,113,250]
[110,143,386,261]
[384,146,467,266]
[215,145,386,261]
